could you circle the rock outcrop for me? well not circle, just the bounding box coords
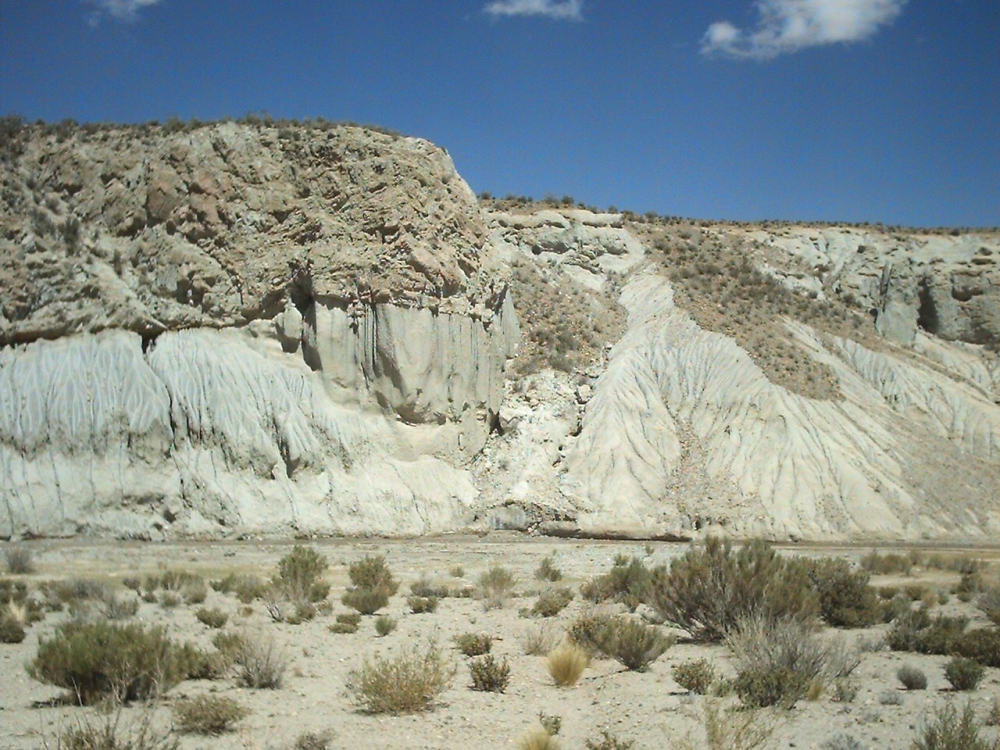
[0,121,515,538]
[3,120,1000,542]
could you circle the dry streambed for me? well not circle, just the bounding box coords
[1,535,1000,750]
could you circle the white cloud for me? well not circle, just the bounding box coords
[484,0,583,21]
[88,0,163,23]
[702,0,906,60]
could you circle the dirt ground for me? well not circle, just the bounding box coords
[2,534,999,750]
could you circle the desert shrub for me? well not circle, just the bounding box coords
[347,555,398,594]
[672,658,717,694]
[469,654,510,692]
[585,729,634,750]
[410,576,450,599]
[535,555,563,582]
[479,565,517,610]
[210,631,247,665]
[122,576,142,593]
[594,616,673,671]
[519,727,561,750]
[329,612,361,634]
[944,657,984,691]
[831,678,859,703]
[820,734,867,750]
[211,573,268,603]
[912,701,1000,750]
[580,555,652,612]
[407,595,438,614]
[54,578,109,604]
[897,664,928,690]
[952,627,1000,667]
[954,560,986,598]
[675,698,776,750]
[905,584,930,601]
[726,614,846,708]
[888,611,967,655]
[567,611,618,655]
[449,565,465,578]
[547,642,590,686]
[882,593,914,623]
[0,616,26,643]
[159,570,202,593]
[861,549,912,575]
[195,608,228,629]
[4,545,34,574]
[173,695,248,735]
[342,587,389,615]
[977,585,1000,626]
[159,592,181,609]
[807,557,880,628]
[55,710,177,750]
[521,623,560,656]
[532,587,574,618]
[181,582,207,605]
[455,632,492,657]
[374,615,396,636]
[880,689,904,705]
[233,633,285,689]
[293,730,335,750]
[348,642,454,714]
[275,546,329,603]
[650,538,817,642]
[102,592,139,621]
[27,622,188,705]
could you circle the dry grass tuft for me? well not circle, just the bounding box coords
[547,642,590,687]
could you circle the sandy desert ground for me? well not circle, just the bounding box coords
[2,534,999,750]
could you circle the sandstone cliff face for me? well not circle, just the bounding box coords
[0,122,515,538]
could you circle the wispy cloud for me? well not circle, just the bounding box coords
[87,0,164,23]
[702,0,906,60]
[484,0,583,21]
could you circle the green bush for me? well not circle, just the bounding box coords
[0,616,26,644]
[568,612,617,655]
[650,538,818,642]
[532,587,574,618]
[580,555,653,612]
[897,664,928,690]
[275,546,329,603]
[672,658,717,694]
[912,701,1000,750]
[977,586,1000,627]
[55,710,178,750]
[953,627,1000,667]
[195,608,228,629]
[733,667,810,709]
[469,654,510,692]
[173,695,249,735]
[407,595,438,614]
[585,730,634,750]
[347,555,399,595]
[806,558,880,628]
[342,587,389,615]
[4,545,34,574]
[374,615,397,636]
[211,573,268,603]
[535,555,563,582]
[102,592,139,620]
[27,622,188,705]
[593,617,673,672]
[944,657,984,691]
[726,615,847,709]
[455,633,492,657]
[479,566,517,610]
[348,642,454,714]
[233,633,285,689]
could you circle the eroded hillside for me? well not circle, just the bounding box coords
[2,119,999,542]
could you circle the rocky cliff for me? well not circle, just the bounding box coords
[2,120,999,542]
[0,120,516,538]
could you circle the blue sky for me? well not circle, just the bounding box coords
[1,0,997,227]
